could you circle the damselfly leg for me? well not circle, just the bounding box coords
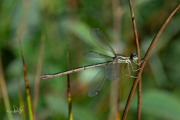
[123,60,141,78]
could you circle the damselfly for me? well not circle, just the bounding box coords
[41,28,140,97]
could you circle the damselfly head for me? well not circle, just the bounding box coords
[130,52,138,61]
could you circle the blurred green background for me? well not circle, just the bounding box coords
[0,0,180,120]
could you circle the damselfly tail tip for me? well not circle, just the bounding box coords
[40,74,49,80]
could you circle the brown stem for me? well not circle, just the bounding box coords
[122,4,180,120]
[109,0,121,120]
[17,31,33,120]
[67,46,73,120]
[0,57,13,120]
[33,35,45,120]
[129,0,141,119]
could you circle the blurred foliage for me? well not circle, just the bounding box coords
[0,0,180,120]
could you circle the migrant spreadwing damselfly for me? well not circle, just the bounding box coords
[41,28,141,97]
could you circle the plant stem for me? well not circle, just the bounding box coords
[17,32,33,120]
[129,0,141,119]
[67,46,73,120]
[122,4,180,120]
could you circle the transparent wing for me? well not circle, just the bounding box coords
[88,68,106,97]
[105,60,120,80]
[90,28,116,55]
[83,51,113,59]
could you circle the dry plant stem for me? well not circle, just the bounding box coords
[67,46,73,120]
[137,79,141,120]
[111,0,121,119]
[18,82,25,120]
[17,32,33,120]
[0,57,13,120]
[122,4,180,120]
[33,36,45,120]
[116,80,121,120]
[129,0,141,119]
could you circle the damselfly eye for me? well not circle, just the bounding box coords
[130,52,137,60]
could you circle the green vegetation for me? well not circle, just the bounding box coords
[0,0,180,120]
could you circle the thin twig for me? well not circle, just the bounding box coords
[67,45,73,120]
[33,35,45,120]
[110,0,121,119]
[18,81,25,120]
[0,57,13,120]
[17,31,33,120]
[122,4,180,120]
[129,0,141,119]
